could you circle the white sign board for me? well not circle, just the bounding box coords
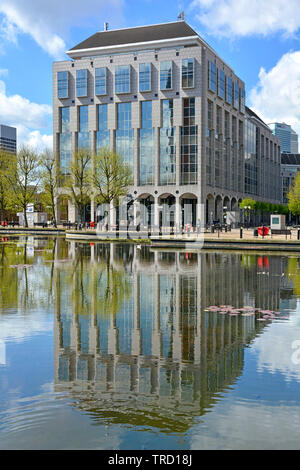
[271,214,286,230]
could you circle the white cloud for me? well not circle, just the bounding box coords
[249,51,300,135]
[251,306,300,382]
[0,79,52,150]
[0,0,124,59]
[191,0,300,38]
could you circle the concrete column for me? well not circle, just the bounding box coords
[196,197,204,232]
[106,357,116,391]
[154,127,160,186]
[68,200,77,223]
[172,274,182,362]
[130,357,139,393]
[133,199,140,227]
[132,274,141,356]
[90,199,95,223]
[176,125,181,185]
[154,195,159,232]
[108,312,118,356]
[134,128,139,186]
[150,361,160,395]
[109,200,116,230]
[175,196,181,233]
[152,273,161,357]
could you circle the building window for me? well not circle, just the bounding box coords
[226,76,232,105]
[181,98,197,184]
[215,106,222,187]
[233,82,239,109]
[206,100,213,186]
[76,69,87,97]
[95,67,106,95]
[240,87,245,114]
[116,102,134,170]
[245,118,257,195]
[217,69,225,100]
[160,99,176,185]
[57,71,69,99]
[182,58,194,88]
[224,111,230,188]
[238,120,243,192]
[160,61,172,90]
[78,106,90,149]
[139,63,151,92]
[208,61,217,93]
[60,107,71,174]
[231,116,237,190]
[115,65,131,94]
[139,101,154,185]
[96,104,110,152]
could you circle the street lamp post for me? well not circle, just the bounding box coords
[247,205,251,228]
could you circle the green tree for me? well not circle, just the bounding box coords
[6,145,41,227]
[239,198,256,225]
[91,147,133,226]
[287,171,300,222]
[239,198,256,211]
[65,148,91,224]
[40,149,61,227]
[0,149,15,222]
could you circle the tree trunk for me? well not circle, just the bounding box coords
[52,203,57,228]
[24,208,28,228]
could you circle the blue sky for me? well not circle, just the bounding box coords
[0,0,300,149]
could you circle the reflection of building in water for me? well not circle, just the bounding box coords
[54,245,285,432]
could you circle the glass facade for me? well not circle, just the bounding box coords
[181,98,197,184]
[78,106,90,149]
[245,118,257,195]
[96,104,110,152]
[115,65,131,94]
[57,71,68,99]
[59,107,71,174]
[217,69,225,100]
[226,77,232,105]
[116,102,134,169]
[160,99,176,185]
[139,101,154,185]
[139,63,151,92]
[95,67,106,95]
[182,58,194,88]
[233,82,239,109]
[240,87,245,114]
[208,61,217,93]
[160,61,172,90]
[76,69,87,97]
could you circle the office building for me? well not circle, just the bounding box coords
[245,107,281,202]
[0,124,17,153]
[53,20,282,226]
[291,128,298,154]
[269,122,299,154]
[281,153,300,204]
